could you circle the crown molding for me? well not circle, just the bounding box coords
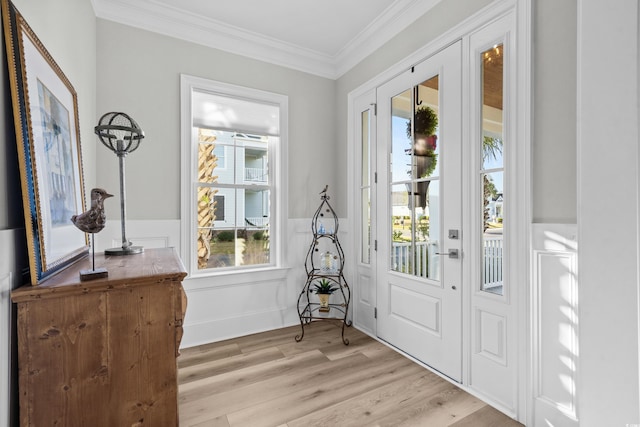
[92,0,442,80]
[335,0,442,77]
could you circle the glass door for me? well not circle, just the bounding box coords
[376,41,463,381]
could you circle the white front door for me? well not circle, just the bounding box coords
[376,41,463,381]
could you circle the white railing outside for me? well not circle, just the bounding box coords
[391,236,503,286]
[391,241,433,277]
[482,235,503,289]
[245,217,268,227]
[245,168,267,182]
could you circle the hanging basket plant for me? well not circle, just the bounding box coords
[406,106,439,178]
[408,105,438,139]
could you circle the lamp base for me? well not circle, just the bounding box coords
[105,246,144,256]
[79,267,108,281]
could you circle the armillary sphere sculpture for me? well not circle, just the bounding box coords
[95,112,145,255]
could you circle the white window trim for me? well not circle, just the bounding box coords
[180,74,288,278]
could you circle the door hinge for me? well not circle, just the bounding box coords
[374,240,377,251]
[370,102,377,115]
[374,307,377,319]
[374,172,377,183]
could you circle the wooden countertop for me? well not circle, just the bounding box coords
[11,247,187,302]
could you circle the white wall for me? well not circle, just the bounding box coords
[577,0,640,424]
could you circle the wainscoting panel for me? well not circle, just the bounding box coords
[0,228,28,427]
[532,223,579,427]
[96,219,181,252]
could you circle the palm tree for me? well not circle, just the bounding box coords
[483,136,502,162]
[482,136,503,231]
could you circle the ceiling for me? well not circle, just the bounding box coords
[92,0,442,79]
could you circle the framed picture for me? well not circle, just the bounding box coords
[2,0,88,284]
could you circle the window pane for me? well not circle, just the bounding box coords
[215,146,235,185]
[361,188,370,264]
[481,172,504,294]
[482,43,504,171]
[197,128,218,184]
[390,76,441,280]
[195,128,273,270]
[361,110,370,187]
[197,186,270,269]
[391,89,412,183]
[480,42,505,295]
[361,109,371,265]
[415,76,440,178]
[196,185,221,269]
[391,183,412,274]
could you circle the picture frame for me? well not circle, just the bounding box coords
[2,0,88,284]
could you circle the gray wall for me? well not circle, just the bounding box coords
[1,0,96,229]
[12,0,98,194]
[532,0,577,223]
[96,20,336,220]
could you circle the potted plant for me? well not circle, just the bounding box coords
[312,278,338,312]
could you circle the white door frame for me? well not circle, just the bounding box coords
[347,0,531,422]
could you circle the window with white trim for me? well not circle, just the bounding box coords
[181,75,287,275]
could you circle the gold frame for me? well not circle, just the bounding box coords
[2,0,88,284]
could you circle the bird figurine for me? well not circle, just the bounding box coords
[320,184,328,195]
[71,188,113,234]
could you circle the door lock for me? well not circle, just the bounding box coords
[435,248,459,259]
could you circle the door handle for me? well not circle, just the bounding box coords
[435,249,459,259]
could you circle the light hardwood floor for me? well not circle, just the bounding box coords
[178,322,523,427]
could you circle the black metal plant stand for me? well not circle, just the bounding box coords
[295,187,352,345]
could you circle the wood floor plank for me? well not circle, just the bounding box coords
[179,349,329,403]
[450,405,521,427]
[178,343,242,369]
[225,354,425,426]
[178,346,285,385]
[278,322,356,357]
[191,415,231,427]
[371,382,488,427]
[285,370,452,427]
[178,326,524,427]
[179,352,374,426]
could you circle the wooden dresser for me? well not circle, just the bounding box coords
[11,248,188,427]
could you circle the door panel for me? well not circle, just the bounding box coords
[376,41,462,381]
[353,90,377,335]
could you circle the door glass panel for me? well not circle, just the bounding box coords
[482,171,503,294]
[391,89,412,182]
[361,109,371,264]
[390,77,440,280]
[480,43,505,294]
